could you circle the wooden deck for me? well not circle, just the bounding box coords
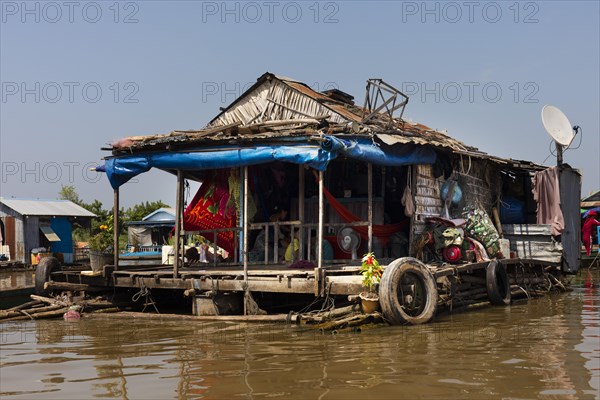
[46,258,561,298]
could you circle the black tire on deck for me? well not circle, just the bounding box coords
[35,256,61,295]
[379,257,438,325]
[486,260,511,306]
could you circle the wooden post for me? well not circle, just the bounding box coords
[113,188,119,270]
[243,166,249,282]
[298,165,305,260]
[174,170,183,279]
[274,221,279,263]
[368,163,373,253]
[237,166,244,264]
[408,165,415,257]
[381,166,386,197]
[317,170,324,269]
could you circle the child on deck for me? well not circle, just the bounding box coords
[582,211,600,256]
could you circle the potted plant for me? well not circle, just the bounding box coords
[359,252,382,313]
[88,216,114,273]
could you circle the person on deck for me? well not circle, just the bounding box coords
[582,211,600,256]
[309,229,334,264]
[249,205,289,262]
[284,230,299,264]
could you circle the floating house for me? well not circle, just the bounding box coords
[41,73,581,324]
[581,190,600,212]
[0,198,96,264]
[126,207,175,248]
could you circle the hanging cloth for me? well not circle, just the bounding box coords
[401,171,414,217]
[532,166,564,236]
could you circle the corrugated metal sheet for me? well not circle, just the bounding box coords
[22,216,36,263]
[51,217,74,264]
[0,198,96,217]
[502,224,562,263]
[559,167,581,272]
[2,216,16,261]
[143,207,176,222]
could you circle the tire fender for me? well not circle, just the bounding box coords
[379,257,438,325]
[486,260,511,306]
[35,256,61,295]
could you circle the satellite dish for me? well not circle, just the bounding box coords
[541,105,575,146]
[337,226,361,260]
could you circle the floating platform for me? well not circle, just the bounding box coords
[37,256,566,325]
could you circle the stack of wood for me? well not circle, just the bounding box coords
[296,303,384,332]
[0,295,119,322]
[437,265,568,310]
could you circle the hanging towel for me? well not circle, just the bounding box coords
[532,166,564,236]
[401,172,415,217]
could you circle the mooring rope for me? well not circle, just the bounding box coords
[132,278,160,314]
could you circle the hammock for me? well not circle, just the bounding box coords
[184,171,236,254]
[322,186,408,247]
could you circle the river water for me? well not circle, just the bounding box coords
[1,270,598,400]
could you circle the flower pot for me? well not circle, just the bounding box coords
[359,292,380,314]
[89,251,114,273]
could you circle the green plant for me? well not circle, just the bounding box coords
[360,252,382,292]
[88,216,114,253]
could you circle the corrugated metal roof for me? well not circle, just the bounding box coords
[142,207,176,221]
[582,190,600,203]
[0,198,96,217]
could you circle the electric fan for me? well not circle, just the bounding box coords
[337,226,361,260]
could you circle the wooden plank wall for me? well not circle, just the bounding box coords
[410,164,443,255]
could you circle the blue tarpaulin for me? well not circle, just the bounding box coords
[321,137,436,167]
[101,136,436,189]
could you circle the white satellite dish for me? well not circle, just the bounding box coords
[541,105,575,146]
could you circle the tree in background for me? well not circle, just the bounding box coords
[58,185,82,205]
[58,185,169,249]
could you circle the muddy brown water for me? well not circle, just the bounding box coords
[0,270,35,308]
[1,270,598,400]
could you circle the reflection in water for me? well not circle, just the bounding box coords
[0,271,34,291]
[0,271,598,399]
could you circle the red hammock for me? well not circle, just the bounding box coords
[322,186,408,247]
[183,171,236,254]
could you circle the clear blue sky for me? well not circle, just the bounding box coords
[1,0,599,208]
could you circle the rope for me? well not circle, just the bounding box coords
[132,278,160,314]
[297,282,335,316]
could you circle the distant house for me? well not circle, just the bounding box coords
[127,207,175,248]
[0,198,96,264]
[581,190,600,209]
